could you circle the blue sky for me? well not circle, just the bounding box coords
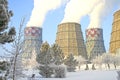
[1,0,120,55]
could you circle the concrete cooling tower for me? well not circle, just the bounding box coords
[22,27,42,69]
[56,22,87,59]
[110,10,120,54]
[86,28,106,60]
[23,27,42,59]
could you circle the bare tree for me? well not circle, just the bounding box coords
[2,18,25,80]
[92,55,103,70]
[111,55,120,69]
[102,53,112,70]
[74,55,86,70]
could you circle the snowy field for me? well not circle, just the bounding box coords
[6,64,120,80]
[18,70,118,80]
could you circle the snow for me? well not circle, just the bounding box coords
[17,70,118,80]
[39,70,117,80]
[66,70,117,80]
[11,64,119,80]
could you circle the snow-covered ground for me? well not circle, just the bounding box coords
[17,70,118,80]
[65,70,117,80]
[6,64,120,80]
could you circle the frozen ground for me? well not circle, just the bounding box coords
[17,70,118,80]
[7,64,120,80]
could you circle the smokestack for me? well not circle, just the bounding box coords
[109,10,120,54]
[86,28,106,60]
[56,22,87,59]
[22,27,42,69]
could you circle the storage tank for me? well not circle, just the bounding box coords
[86,28,106,60]
[56,22,87,59]
[110,10,120,54]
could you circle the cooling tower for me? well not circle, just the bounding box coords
[23,27,42,59]
[56,22,87,59]
[22,27,42,69]
[86,28,106,60]
[110,10,120,54]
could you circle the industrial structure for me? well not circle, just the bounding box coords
[110,10,120,54]
[86,28,106,60]
[22,27,42,69]
[56,22,87,59]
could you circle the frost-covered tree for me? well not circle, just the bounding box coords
[36,42,54,78]
[2,18,25,80]
[111,55,120,69]
[75,55,86,70]
[54,64,66,78]
[92,56,103,69]
[37,42,66,78]
[0,0,16,44]
[38,65,53,78]
[36,42,52,64]
[36,42,49,63]
[64,53,78,72]
[51,43,66,78]
[51,43,64,65]
[102,53,112,70]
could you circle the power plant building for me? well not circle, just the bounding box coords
[110,10,120,54]
[56,22,87,59]
[86,28,106,60]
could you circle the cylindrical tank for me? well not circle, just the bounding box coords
[23,27,42,59]
[56,22,87,59]
[110,10,120,54]
[86,28,106,60]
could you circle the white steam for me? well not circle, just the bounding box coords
[88,0,120,29]
[27,0,68,27]
[88,1,105,29]
[62,0,120,29]
[61,0,101,23]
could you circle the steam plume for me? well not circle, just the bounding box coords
[88,0,120,29]
[27,0,68,27]
[62,0,120,29]
[61,0,101,23]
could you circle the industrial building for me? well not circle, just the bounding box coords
[56,22,87,59]
[86,28,106,60]
[110,10,120,54]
